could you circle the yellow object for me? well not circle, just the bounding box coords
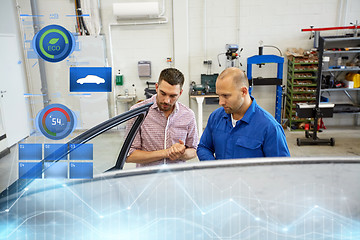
[346,73,360,88]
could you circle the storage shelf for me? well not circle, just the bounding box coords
[287,90,316,94]
[288,119,313,122]
[321,88,360,92]
[333,111,360,115]
[293,77,317,80]
[287,80,317,87]
[323,68,360,72]
[291,69,318,73]
[291,98,316,101]
[288,65,318,73]
[286,57,319,130]
[289,61,318,65]
[319,36,360,129]
[323,50,360,54]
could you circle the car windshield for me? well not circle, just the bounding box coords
[0,158,359,239]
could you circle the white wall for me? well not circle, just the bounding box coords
[188,0,360,129]
[0,0,31,143]
[101,0,192,116]
[101,0,175,115]
[12,0,360,130]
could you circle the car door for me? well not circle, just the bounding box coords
[0,102,153,198]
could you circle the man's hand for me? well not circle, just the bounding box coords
[167,139,186,161]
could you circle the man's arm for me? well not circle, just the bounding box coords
[155,140,196,161]
[126,149,168,164]
[180,148,197,160]
[181,114,198,161]
[127,140,189,164]
[263,125,290,157]
[173,139,196,161]
[197,119,216,161]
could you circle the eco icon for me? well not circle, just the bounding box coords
[32,25,75,63]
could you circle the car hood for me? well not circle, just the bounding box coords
[0,157,359,239]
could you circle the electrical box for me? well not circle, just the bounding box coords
[116,75,123,86]
[138,61,151,78]
[201,74,218,93]
[115,69,123,86]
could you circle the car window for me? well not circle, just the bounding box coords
[0,103,152,198]
[78,118,134,175]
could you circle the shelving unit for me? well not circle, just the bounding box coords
[297,36,360,146]
[320,37,360,122]
[323,68,360,73]
[321,88,360,125]
[286,57,318,130]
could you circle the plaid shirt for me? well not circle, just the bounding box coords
[128,95,198,167]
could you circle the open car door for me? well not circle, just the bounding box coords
[0,103,153,198]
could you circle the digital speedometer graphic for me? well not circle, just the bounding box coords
[36,104,76,140]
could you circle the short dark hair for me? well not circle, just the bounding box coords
[158,68,184,88]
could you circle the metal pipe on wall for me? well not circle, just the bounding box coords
[14,0,36,133]
[108,0,171,117]
[337,0,349,34]
[170,0,175,67]
[159,0,166,16]
[203,0,207,60]
[97,0,102,35]
[109,18,169,117]
[30,0,50,107]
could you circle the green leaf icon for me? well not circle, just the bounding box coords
[49,38,59,44]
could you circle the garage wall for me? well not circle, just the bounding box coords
[16,0,189,122]
[189,0,360,129]
[100,0,179,115]
[0,0,31,145]
[11,0,360,134]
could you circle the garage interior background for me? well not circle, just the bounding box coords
[0,0,360,150]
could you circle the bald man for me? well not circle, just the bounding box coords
[197,67,290,160]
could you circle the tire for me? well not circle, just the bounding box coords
[297,138,301,146]
[330,138,335,146]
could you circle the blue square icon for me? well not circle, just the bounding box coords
[69,144,93,160]
[44,162,68,179]
[19,162,42,179]
[69,162,93,179]
[44,144,68,161]
[19,144,42,160]
[70,67,112,92]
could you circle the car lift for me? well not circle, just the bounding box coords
[247,54,284,123]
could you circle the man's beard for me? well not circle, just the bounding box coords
[158,102,172,111]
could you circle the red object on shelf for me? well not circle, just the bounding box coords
[301,25,360,32]
[319,118,326,129]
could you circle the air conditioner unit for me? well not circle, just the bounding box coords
[113,2,160,19]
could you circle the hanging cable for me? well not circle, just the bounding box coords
[74,0,81,34]
[79,0,90,35]
[75,0,90,35]
[263,45,282,56]
[217,53,226,67]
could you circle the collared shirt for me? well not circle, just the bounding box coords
[128,95,199,167]
[197,97,290,160]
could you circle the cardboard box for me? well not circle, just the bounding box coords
[342,80,354,88]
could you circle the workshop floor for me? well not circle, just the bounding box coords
[1,126,360,193]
